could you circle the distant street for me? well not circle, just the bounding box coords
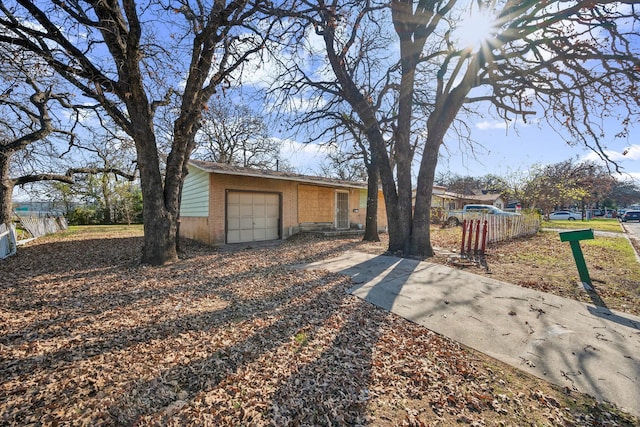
[622,221,640,240]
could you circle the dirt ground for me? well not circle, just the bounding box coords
[1,227,638,426]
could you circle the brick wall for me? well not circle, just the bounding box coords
[179,217,210,244]
[180,170,389,246]
[208,173,298,246]
[348,188,388,231]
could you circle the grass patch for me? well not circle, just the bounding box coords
[41,224,144,241]
[480,230,640,315]
[294,331,310,347]
[542,218,623,232]
[66,224,144,233]
[584,234,637,255]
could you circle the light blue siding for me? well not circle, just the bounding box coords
[180,165,209,217]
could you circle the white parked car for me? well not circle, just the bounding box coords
[549,210,582,221]
[446,204,519,226]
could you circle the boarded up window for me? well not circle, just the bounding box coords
[298,185,334,223]
[359,189,367,208]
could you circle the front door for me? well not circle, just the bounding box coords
[336,191,349,229]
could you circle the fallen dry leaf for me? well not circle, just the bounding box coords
[0,228,637,426]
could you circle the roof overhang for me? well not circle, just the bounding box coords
[188,160,368,189]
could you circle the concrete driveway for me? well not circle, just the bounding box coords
[301,251,640,418]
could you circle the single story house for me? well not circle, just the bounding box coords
[179,160,388,246]
[460,191,506,209]
[412,185,460,210]
[435,190,506,210]
[410,186,505,211]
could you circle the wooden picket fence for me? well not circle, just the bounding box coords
[0,223,17,260]
[462,213,540,244]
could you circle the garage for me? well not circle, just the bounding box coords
[180,161,387,246]
[226,191,280,243]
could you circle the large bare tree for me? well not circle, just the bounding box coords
[275,0,640,257]
[0,51,135,226]
[0,75,68,224]
[193,101,289,170]
[0,1,274,264]
[268,1,398,243]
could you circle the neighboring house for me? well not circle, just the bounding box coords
[416,188,506,211]
[412,185,451,208]
[467,192,506,209]
[179,160,388,246]
[440,191,465,210]
[442,190,506,210]
[431,186,461,210]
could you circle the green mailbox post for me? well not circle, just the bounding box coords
[559,229,595,284]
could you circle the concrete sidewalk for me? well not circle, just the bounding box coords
[301,251,640,418]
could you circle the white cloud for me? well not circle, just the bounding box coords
[582,144,640,163]
[235,26,330,90]
[615,171,640,183]
[624,171,640,183]
[235,46,285,89]
[475,117,533,130]
[618,144,640,161]
[305,29,328,56]
[476,120,507,130]
[581,145,640,185]
[278,139,331,174]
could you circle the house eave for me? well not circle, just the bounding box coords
[188,160,368,190]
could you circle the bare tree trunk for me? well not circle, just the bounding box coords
[410,82,468,256]
[410,135,441,257]
[0,156,15,227]
[389,48,415,255]
[133,123,179,265]
[388,0,426,256]
[363,161,379,242]
[169,108,201,255]
[173,139,194,254]
[365,122,404,252]
[101,177,113,224]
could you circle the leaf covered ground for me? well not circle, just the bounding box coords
[1,226,638,426]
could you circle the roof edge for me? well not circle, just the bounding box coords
[188,160,368,189]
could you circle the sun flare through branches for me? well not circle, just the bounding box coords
[454,9,498,52]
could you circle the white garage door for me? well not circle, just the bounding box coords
[227,192,280,243]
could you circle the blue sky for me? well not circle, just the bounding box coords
[11,1,636,200]
[436,117,640,181]
[278,116,640,184]
[264,3,640,185]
